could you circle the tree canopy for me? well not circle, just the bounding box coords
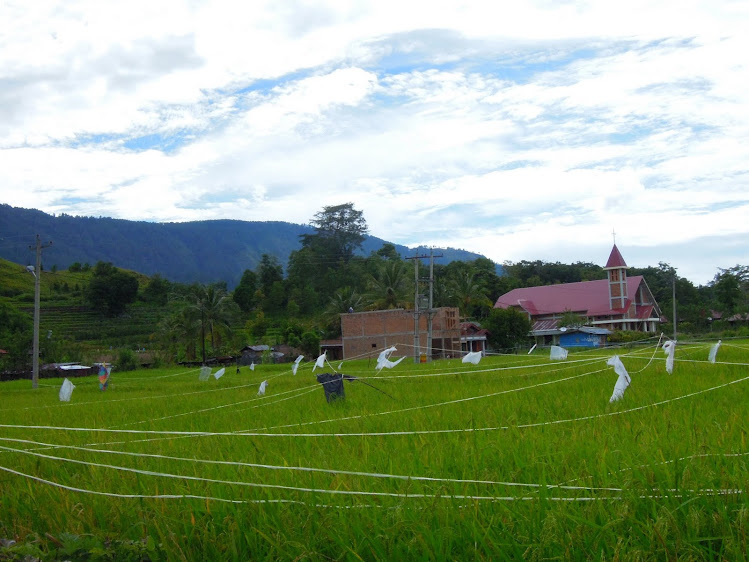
[300,202,368,264]
[85,261,139,316]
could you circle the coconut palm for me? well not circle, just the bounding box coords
[326,286,367,317]
[157,306,201,361]
[366,260,412,310]
[449,272,492,318]
[186,284,240,362]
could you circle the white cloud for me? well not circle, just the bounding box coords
[1,0,748,284]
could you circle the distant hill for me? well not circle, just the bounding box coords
[0,204,498,288]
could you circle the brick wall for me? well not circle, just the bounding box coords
[341,307,461,360]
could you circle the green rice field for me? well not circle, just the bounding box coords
[1,337,748,560]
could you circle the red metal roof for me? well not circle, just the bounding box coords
[495,276,645,317]
[604,244,628,269]
[460,322,489,337]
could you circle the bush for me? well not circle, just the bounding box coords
[300,331,321,357]
[607,330,651,344]
[116,348,138,371]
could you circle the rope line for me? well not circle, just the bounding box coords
[0,436,622,492]
[0,443,619,501]
[0,452,740,505]
[3,370,747,439]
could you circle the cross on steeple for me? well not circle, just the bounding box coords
[612,228,616,245]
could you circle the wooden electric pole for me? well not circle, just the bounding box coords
[29,235,52,389]
[672,275,677,341]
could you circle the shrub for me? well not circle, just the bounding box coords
[116,348,138,371]
[607,330,651,344]
[300,331,321,357]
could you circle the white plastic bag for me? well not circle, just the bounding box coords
[550,346,568,360]
[462,351,482,365]
[607,355,631,403]
[708,340,721,363]
[59,378,75,402]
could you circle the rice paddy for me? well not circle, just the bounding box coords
[1,337,748,560]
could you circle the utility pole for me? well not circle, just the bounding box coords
[201,307,206,365]
[407,255,425,363]
[407,250,442,363]
[672,275,677,341]
[29,235,52,389]
[426,248,442,361]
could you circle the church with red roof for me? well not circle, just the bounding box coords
[494,245,663,339]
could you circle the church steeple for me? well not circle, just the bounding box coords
[604,244,629,310]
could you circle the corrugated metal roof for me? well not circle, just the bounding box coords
[532,319,559,331]
[242,345,270,352]
[496,276,645,317]
[532,325,611,336]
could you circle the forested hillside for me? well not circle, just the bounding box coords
[1,203,747,376]
[0,204,489,287]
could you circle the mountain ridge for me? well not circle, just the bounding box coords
[0,204,497,288]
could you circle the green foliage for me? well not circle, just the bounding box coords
[447,271,492,318]
[0,300,32,369]
[484,307,532,351]
[246,311,269,341]
[503,259,604,286]
[376,242,399,260]
[141,274,171,305]
[116,348,138,371]
[300,202,368,264]
[180,283,240,361]
[232,269,258,312]
[559,309,587,329]
[711,266,748,314]
[258,254,283,293]
[366,259,412,310]
[300,330,321,356]
[85,261,139,316]
[607,330,652,343]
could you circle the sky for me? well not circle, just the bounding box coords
[1,1,747,286]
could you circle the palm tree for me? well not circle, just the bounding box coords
[326,286,367,317]
[158,306,201,362]
[366,260,412,310]
[187,284,239,363]
[449,272,492,318]
[323,287,368,338]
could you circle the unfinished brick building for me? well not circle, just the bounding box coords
[341,307,461,361]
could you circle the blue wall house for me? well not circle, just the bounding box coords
[559,327,610,348]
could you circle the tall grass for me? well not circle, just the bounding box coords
[1,339,747,559]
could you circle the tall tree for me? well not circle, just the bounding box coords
[186,283,239,362]
[232,269,258,312]
[711,266,748,314]
[85,261,139,316]
[300,202,368,264]
[258,254,284,296]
